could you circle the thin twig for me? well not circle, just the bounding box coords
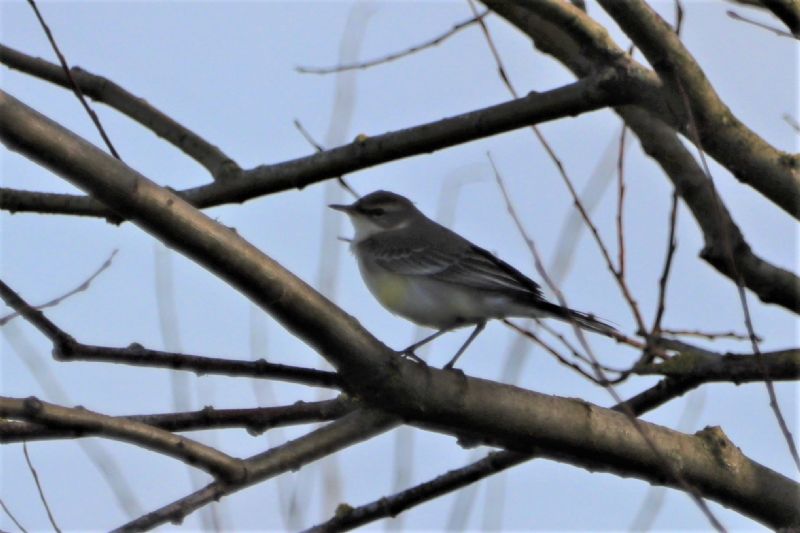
[651,191,680,337]
[675,78,800,471]
[660,328,762,342]
[472,0,647,333]
[0,279,342,389]
[22,442,62,533]
[292,119,358,199]
[2,398,355,442]
[503,320,607,384]
[296,11,488,74]
[25,0,121,159]
[674,0,685,35]
[469,0,645,333]
[0,496,29,533]
[0,250,117,325]
[616,125,628,277]
[5,398,246,481]
[0,44,242,181]
[490,156,726,532]
[727,10,797,39]
[783,113,800,133]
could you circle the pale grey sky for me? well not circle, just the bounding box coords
[1,1,797,531]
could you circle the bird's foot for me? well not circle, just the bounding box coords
[442,361,464,374]
[399,349,427,366]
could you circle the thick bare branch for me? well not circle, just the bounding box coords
[637,345,800,382]
[0,44,241,181]
[116,408,398,531]
[1,70,644,218]
[0,396,246,482]
[305,373,710,533]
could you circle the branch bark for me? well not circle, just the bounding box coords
[1,69,641,218]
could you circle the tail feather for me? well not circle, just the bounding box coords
[535,301,617,337]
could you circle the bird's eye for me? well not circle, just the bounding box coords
[370,208,385,217]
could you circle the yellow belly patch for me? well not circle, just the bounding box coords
[372,273,409,311]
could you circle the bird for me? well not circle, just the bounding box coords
[330,190,615,369]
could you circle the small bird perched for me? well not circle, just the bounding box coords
[331,190,615,369]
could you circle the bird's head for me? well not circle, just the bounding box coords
[330,190,420,242]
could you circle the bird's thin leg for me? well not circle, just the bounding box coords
[401,328,451,363]
[443,321,486,370]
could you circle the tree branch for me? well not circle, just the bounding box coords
[1,71,642,218]
[115,408,398,531]
[637,344,800,382]
[0,398,355,443]
[0,279,342,389]
[0,44,241,181]
[0,396,246,482]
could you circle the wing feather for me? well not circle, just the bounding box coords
[360,237,542,299]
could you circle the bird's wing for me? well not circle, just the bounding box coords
[443,245,544,298]
[362,236,543,299]
[361,238,456,275]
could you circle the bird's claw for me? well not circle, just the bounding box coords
[399,349,427,366]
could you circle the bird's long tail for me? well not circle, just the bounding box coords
[535,301,618,337]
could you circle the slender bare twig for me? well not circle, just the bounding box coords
[0,278,342,389]
[616,125,628,277]
[651,190,680,337]
[661,328,761,341]
[293,119,358,199]
[1,398,355,443]
[469,19,647,331]
[503,320,606,384]
[726,10,797,38]
[25,0,121,159]
[535,319,628,374]
[0,496,28,533]
[674,0,685,34]
[675,79,800,471]
[491,156,726,531]
[0,250,117,326]
[783,113,800,133]
[296,11,488,74]
[22,442,62,533]
[4,398,247,481]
